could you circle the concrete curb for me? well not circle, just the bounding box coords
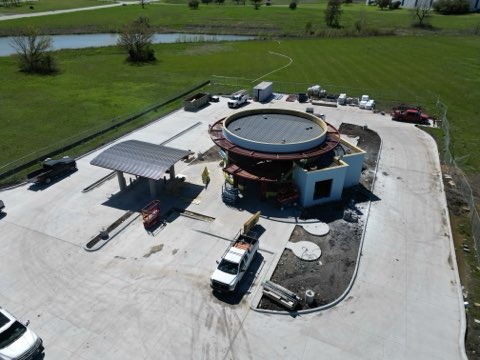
[251,129,383,315]
[84,212,141,252]
[427,130,468,359]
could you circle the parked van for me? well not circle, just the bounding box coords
[0,307,44,360]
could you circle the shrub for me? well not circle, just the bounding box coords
[433,0,469,14]
[10,28,58,74]
[377,0,391,10]
[289,1,297,9]
[118,16,156,63]
[188,0,199,8]
[251,0,262,9]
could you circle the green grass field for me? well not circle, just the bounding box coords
[1,35,479,173]
[0,2,478,36]
[0,0,115,15]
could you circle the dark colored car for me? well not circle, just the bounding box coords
[27,157,77,184]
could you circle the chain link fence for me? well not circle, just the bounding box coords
[0,81,210,185]
[436,99,480,262]
[211,75,438,112]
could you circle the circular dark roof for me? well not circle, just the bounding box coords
[225,113,323,145]
[222,109,328,154]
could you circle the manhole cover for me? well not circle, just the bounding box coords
[286,241,321,261]
[302,222,329,236]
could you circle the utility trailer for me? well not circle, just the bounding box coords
[27,156,77,184]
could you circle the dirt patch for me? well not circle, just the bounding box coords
[442,166,470,216]
[258,124,380,311]
[143,244,164,258]
[190,145,222,165]
[441,165,480,358]
[466,173,480,204]
[259,215,363,310]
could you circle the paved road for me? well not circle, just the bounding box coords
[0,1,142,21]
[0,98,466,359]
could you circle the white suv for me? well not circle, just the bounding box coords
[0,307,43,360]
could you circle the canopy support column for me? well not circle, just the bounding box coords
[116,171,126,191]
[149,179,158,197]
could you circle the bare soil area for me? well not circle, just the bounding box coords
[258,124,381,311]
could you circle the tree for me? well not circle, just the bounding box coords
[433,0,469,14]
[251,0,262,9]
[289,0,297,9]
[412,0,432,27]
[188,0,199,8]
[354,11,367,32]
[140,0,147,8]
[325,0,342,28]
[10,28,57,74]
[117,16,155,62]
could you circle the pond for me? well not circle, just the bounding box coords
[0,33,255,56]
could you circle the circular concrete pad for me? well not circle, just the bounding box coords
[302,222,329,236]
[286,241,321,261]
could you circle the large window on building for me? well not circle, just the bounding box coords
[314,179,333,200]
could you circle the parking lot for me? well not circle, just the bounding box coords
[0,96,466,359]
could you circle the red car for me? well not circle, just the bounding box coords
[391,108,430,124]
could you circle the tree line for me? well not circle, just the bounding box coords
[8,0,471,75]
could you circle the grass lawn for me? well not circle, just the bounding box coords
[0,2,478,36]
[1,35,479,174]
[0,0,116,15]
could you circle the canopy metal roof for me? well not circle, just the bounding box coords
[90,140,191,180]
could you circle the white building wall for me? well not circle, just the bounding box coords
[293,162,348,207]
[342,152,366,188]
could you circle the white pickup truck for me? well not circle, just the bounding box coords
[210,231,259,293]
[227,91,248,109]
[0,307,44,360]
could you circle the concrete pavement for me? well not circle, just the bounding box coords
[0,97,466,359]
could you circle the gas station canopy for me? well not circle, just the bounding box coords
[90,140,192,180]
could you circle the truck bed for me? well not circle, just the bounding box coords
[26,169,50,183]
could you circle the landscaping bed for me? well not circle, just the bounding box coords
[258,124,381,311]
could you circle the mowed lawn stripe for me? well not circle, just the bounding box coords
[1,36,479,172]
